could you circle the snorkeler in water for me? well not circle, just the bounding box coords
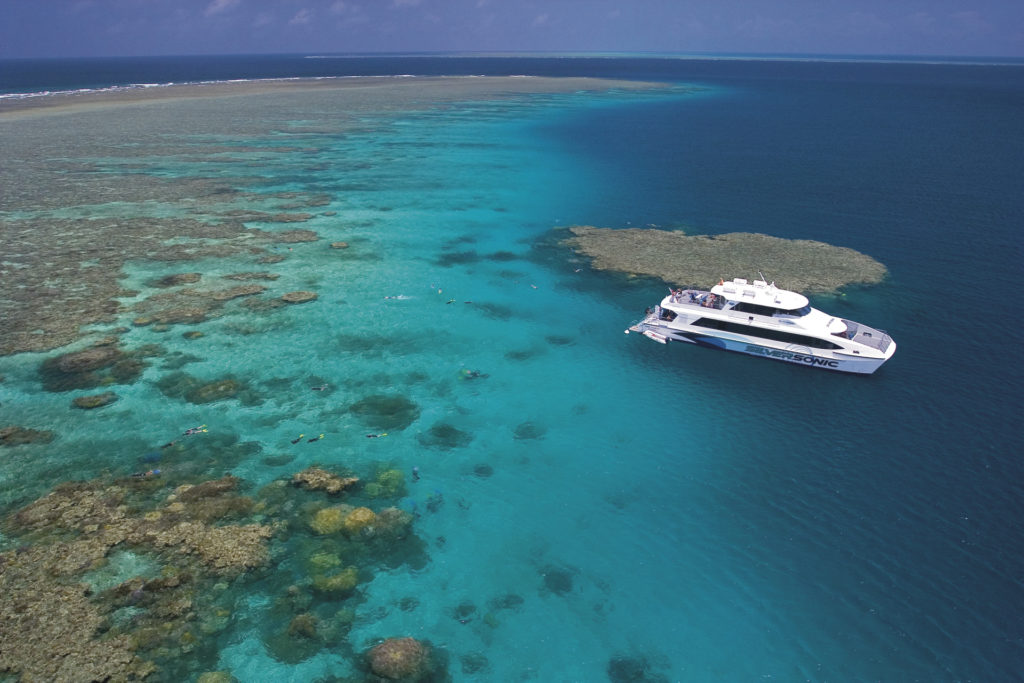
[307,434,324,443]
[291,434,305,444]
[366,433,388,439]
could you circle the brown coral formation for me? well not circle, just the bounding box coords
[197,284,267,301]
[367,637,431,680]
[54,345,122,373]
[0,450,430,680]
[39,343,148,392]
[563,225,888,294]
[281,290,318,304]
[0,425,55,446]
[0,474,279,681]
[10,479,273,576]
[291,467,359,495]
[153,272,202,287]
[222,271,280,281]
[0,544,155,681]
[72,391,119,409]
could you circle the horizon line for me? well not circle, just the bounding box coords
[2,50,1023,66]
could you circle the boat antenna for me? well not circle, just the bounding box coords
[758,270,767,283]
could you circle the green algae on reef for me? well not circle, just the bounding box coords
[563,225,887,293]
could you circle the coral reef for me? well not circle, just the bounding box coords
[349,394,421,431]
[461,652,491,674]
[0,543,156,681]
[292,467,359,495]
[222,271,280,281]
[155,371,258,405]
[2,401,427,680]
[311,566,359,595]
[0,472,282,681]
[371,468,406,497]
[563,225,888,293]
[343,507,377,535]
[153,272,202,287]
[310,506,348,535]
[39,344,148,392]
[606,653,671,683]
[72,391,119,409]
[280,290,318,304]
[0,425,55,446]
[513,421,546,440]
[367,637,431,680]
[54,345,122,373]
[540,564,577,595]
[417,422,473,450]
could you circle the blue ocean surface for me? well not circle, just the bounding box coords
[0,55,1022,681]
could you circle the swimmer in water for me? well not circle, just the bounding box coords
[291,434,305,444]
[307,434,324,443]
[366,433,388,439]
[311,385,328,391]
[412,466,420,482]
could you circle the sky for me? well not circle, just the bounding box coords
[1,0,1022,59]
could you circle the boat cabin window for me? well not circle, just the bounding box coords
[692,318,843,349]
[778,305,811,317]
[731,302,778,317]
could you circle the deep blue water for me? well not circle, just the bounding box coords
[2,54,1023,681]
[4,52,1024,95]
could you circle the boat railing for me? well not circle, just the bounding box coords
[841,319,892,352]
[667,288,722,309]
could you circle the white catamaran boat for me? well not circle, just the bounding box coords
[626,277,895,374]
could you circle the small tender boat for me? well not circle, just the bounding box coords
[625,277,896,374]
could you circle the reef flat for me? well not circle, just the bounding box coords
[0,75,665,120]
[563,225,887,293]
[0,76,667,356]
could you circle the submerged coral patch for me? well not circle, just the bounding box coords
[418,422,473,450]
[280,290,318,304]
[563,225,888,293]
[0,425,55,447]
[154,371,258,405]
[39,345,146,392]
[349,394,421,431]
[513,421,547,440]
[434,250,480,267]
[72,391,119,409]
[540,564,577,595]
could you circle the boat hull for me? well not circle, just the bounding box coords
[628,324,891,374]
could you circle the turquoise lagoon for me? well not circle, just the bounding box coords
[1,62,1023,682]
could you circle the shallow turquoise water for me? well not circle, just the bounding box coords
[2,63,1023,681]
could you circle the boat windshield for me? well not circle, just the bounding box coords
[777,305,811,317]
